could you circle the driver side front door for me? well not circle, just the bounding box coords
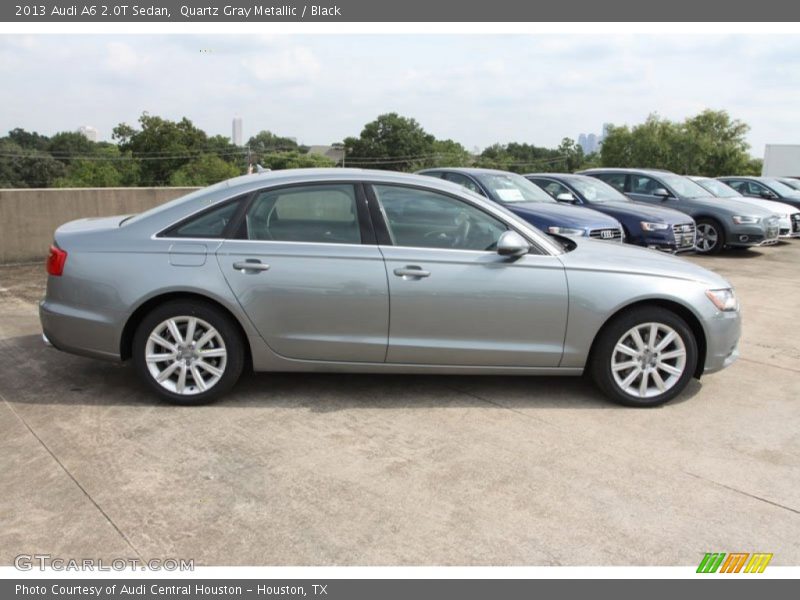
[368,184,568,367]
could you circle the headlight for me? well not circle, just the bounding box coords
[705,288,738,312]
[547,226,584,235]
[732,215,761,224]
[640,221,669,231]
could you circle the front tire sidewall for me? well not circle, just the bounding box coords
[133,300,244,405]
[591,307,698,407]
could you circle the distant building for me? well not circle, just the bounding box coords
[77,125,98,142]
[232,117,243,146]
[307,144,345,165]
[578,125,612,154]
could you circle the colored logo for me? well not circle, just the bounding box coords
[697,552,773,573]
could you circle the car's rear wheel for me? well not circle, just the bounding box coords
[133,300,244,405]
[589,306,698,407]
[695,218,724,254]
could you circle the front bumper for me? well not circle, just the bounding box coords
[726,223,780,247]
[702,309,742,375]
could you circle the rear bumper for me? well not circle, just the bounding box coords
[39,300,122,362]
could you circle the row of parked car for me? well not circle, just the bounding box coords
[417,168,800,255]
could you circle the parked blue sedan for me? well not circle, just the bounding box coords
[525,173,697,252]
[417,168,624,242]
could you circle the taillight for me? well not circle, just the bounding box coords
[46,245,68,276]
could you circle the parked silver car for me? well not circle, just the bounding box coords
[40,169,741,407]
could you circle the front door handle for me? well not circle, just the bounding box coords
[394,266,431,279]
[233,260,270,272]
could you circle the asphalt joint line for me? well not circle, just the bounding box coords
[0,391,145,561]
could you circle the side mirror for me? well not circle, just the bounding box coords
[760,190,777,199]
[496,230,530,257]
[653,188,671,198]
[556,192,577,203]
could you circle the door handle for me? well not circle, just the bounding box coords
[394,266,431,279]
[233,260,270,272]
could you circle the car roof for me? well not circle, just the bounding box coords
[417,167,517,176]
[579,167,676,175]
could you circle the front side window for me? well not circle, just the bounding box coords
[163,198,242,238]
[245,184,361,244]
[630,175,664,195]
[372,185,508,251]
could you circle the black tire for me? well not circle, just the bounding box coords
[132,299,244,405]
[695,218,725,255]
[589,306,698,407]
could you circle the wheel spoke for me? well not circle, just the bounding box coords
[176,363,188,393]
[612,360,638,372]
[638,370,650,396]
[196,360,223,378]
[185,317,197,344]
[630,328,646,351]
[651,369,666,392]
[621,367,641,389]
[657,361,682,377]
[660,349,685,360]
[655,331,676,352]
[166,319,184,345]
[190,364,206,392]
[648,323,658,349]
[156,361,180,382]
[146,352,176,363]
[198,348,227,358]
[195,329,216,349]
[149,333,177,353]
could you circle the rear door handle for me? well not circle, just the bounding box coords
[394,266,431,279]
[233,260,270,272]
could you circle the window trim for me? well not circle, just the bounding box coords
[233,181,376,246]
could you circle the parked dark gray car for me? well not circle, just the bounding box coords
[40,169,741,408]
[718,176,800,211]
[580,168,780,254]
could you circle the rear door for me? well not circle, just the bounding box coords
[216,182,389,363]
[368,183,568,367]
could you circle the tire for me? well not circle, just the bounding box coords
[132,299,245,405]
[589,306,698,407]
[695,218,725,254]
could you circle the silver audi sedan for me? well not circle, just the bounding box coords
[40,169,741,407]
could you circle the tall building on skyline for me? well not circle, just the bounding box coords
[578,124,612,154]
[77,125,98,142]
[232,116,243,146]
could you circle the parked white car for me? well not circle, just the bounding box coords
[689,176,800,238]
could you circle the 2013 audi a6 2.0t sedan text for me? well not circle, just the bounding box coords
[40,169,741,407]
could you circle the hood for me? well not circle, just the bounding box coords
[719,197,798,216]
[507,202,620,229]
[558,236,730,288]
[599,200,691,223]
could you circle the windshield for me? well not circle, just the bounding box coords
[693,178,741,198]
[566,176,630,203]
[476,173,556,203]
[779,178,800,190]
[762,178,799,195]
[659,174,712,199]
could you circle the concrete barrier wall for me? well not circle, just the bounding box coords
[0,187,200,264]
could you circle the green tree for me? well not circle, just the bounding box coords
[429,139,473,168]
[169,154,242,186]
[344,113,436,171]
[47,131,96,163]
[113,113,209,186]
[257,151,335,171]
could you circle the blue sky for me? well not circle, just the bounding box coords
[1,34,798,156]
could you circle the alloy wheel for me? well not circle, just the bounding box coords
[610,322,687,399]
[144,316,227,395]
[695,223,719,253]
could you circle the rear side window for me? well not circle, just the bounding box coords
[245,184,361,244]
[162,198,242,238]
[597,173,627,192]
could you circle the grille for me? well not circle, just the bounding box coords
[793,214,800,233]
[672,222,696,248]
[589,227,623,242]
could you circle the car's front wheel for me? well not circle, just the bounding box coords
[695,218,725,254]
[133,300,244,405]
[589,306,698,407]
